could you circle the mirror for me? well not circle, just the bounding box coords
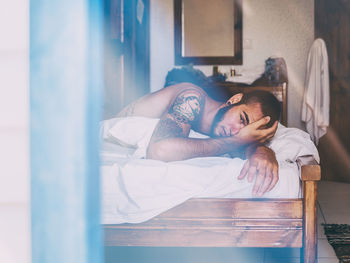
[174,0,242,65]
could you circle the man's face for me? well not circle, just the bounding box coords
[211,103,264,137]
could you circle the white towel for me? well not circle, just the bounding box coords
[301,38,330,145]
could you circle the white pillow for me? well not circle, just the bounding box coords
[105,117,159,148]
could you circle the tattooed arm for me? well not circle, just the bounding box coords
[146,89,247,161]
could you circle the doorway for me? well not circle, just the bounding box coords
[103,0,150,119]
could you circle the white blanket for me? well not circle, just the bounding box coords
[100,117,319,224]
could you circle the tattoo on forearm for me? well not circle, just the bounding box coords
[152,118,184,142]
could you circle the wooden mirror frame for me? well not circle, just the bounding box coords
[174,0,242,65]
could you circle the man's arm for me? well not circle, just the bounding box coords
[146,89,276,161]
[238,145,279,196]
[147,89,235,161]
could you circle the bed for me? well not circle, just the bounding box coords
[101,65,320,263]
[103,156,320,263]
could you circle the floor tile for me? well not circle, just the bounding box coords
[263,258,300,263]
[317,202,327,239]
[323,212,350,225]
[318,182,350,212]
[319,199,350,214]
[318,181,350,195]
[316,181,348,263]
[318,238,337,258]
[318,181,350,223]
[317,258,339,263]
[318,222,326,239]
[317,202,326,223]
[264,248,300,258]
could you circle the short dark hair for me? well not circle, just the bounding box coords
[237,90,281,127]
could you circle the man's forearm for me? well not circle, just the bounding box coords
[147,137,246,162]
[229,143,274,160]
[245,144,276,161]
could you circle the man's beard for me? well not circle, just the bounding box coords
[210,104,234,137]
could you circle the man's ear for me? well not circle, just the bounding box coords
[226,93,243,105]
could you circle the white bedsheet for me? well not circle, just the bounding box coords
[100,117,319,224]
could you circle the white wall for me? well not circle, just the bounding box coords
[150,0,175,93]
[150,0,314,129]
[0,0,31,262]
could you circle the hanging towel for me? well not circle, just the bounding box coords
[301,38,330,145]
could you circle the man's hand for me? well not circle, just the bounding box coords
[238,146,279,196]
[235,117,278,145]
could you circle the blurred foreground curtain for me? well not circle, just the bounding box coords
[30,0,103,262]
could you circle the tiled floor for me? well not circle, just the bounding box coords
[105,181,350,263]
[261,180,350,263]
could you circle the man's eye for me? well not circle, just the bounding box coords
[240,115,245,124]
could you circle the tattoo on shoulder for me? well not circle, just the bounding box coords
[170,90,203,124]
[151,118,184,142]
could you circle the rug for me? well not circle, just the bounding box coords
[323,224,350,263]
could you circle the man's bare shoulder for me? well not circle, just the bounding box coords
[166,83,209,104]
[168,82,206,94]
[169,87,205,123]
[117,83,209,118]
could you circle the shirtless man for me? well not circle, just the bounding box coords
[117,82,281,196]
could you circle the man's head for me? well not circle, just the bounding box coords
[211,90,281,137]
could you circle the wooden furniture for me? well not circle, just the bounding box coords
[104,156,320,263]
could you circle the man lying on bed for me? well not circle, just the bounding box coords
[117,82,281,197]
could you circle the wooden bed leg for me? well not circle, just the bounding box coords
[303,180,318,263]
[298,155,321,263]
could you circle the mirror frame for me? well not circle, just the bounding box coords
[174,0,242,65]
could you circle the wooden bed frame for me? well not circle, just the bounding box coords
[104,156,320,263]
[104,81,321,263]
